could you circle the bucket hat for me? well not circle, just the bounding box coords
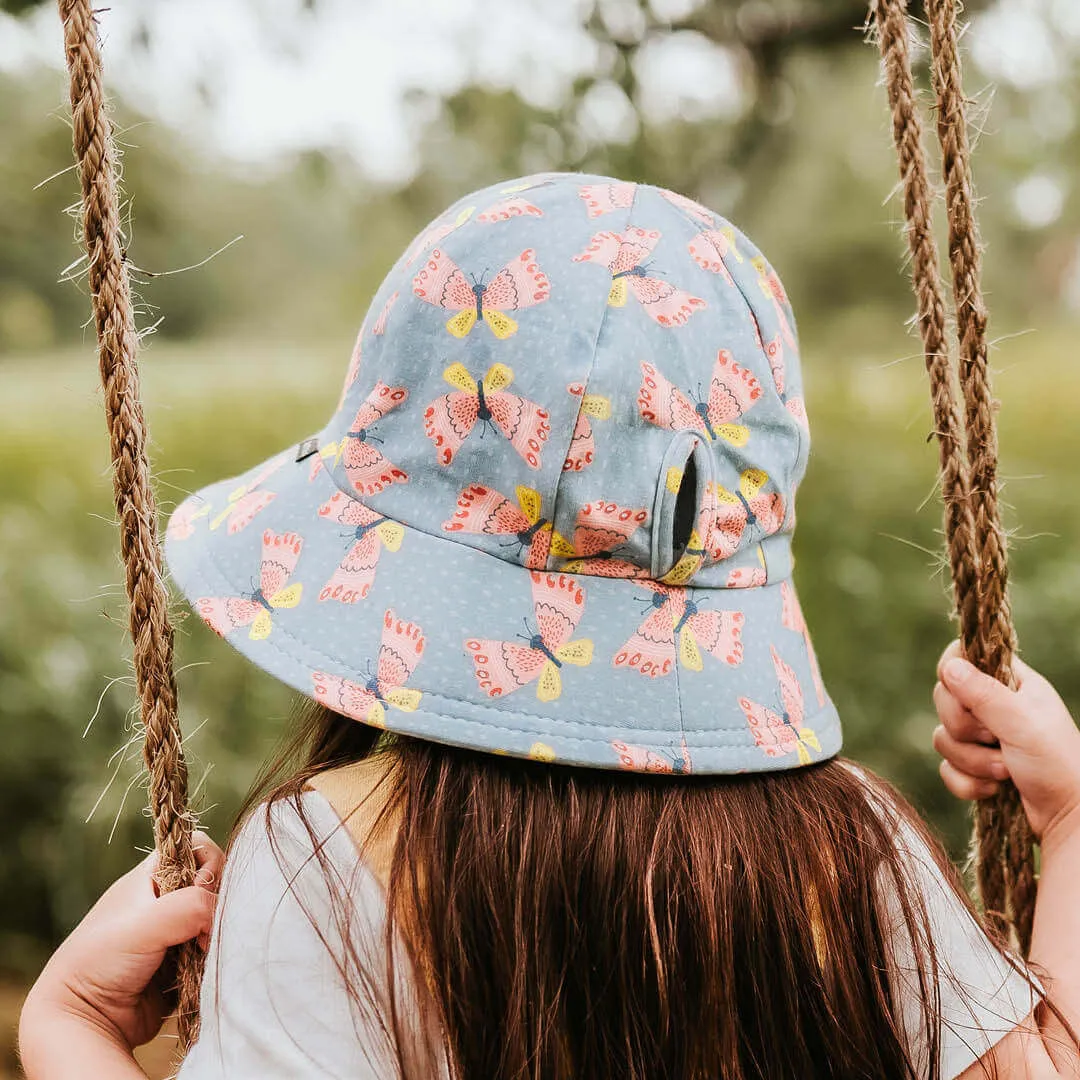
[165,172,840,774]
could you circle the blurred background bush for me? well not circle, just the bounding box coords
[2,0,1080,1073]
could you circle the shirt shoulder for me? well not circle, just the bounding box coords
[178,790,444,1079]
[852,766,1038,1079]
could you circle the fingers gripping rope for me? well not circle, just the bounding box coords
[870,0,1036,953]
[58,0,203,1049]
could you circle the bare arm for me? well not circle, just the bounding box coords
[18,836,222,1080]
[934,650,1080,1076]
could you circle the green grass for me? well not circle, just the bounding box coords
[2,329,1079,976]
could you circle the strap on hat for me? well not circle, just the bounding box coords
[869,0,1035,953]
[57,0,203,1048]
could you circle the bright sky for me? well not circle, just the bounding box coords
[1,0,1078,183]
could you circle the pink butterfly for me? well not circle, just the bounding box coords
[372,292,398,336]
[403,205,475,266]
[659,188,715,225]
[751,314,809,432]
[578,182,636,218]
[337,383,409,497]
[208,453,288,534]
[781,581,826,708]
[726,565,767,589]
[412,247,550,339]
[316,491,404,604]
[563,382,610,472]
[196,530,304,641]
[466,572,593,702]
[423,362,550,469]
[638,350,762,446]
[739,646,821,764]
[338,325,365,410]
[443,484,552,570]
[707,470,786,561]
[550,500,650,579]
[687,228,743,286]
[477,197,543,223]
[613,583,743,679]
[167,498,210,541]
[573,228,706,327]
[312,609,424,727]
[753,255,796,348]
[612,738,693,774]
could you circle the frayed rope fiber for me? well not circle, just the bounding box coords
[870,0,1036,954]
[58,0,203,1051]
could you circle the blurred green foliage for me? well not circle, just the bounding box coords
[2,0,1080,990]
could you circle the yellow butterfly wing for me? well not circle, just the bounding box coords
[537,661,562,703]
[249,610,273,641]
[443,362,477,392]
[678,626,704,672]
[549,532,577,559]
[721,225,743,263]
[209,494,241,531]
[661,530,705,586]
[515,485,543,525]
[715,424,750,447]
[529,742,557,762]
[608,277,628,307]
[581,394,611,420]
[385,687,422,713]
[190,503,211,523]
[269,583,303,610]
[739,468,769,501]
[554,639,593,667]
[366,700,387,728]
[377,521,405,552]
[801,728,821,752]
[712,483,741,507]
[446,309,478,338]
[665,466,684,494]
[483,363,515,394]
[483,309,518,340]
[453,205,476,226]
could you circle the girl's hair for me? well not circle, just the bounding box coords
[232,701,1021,1080]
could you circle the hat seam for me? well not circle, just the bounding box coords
[542,180,644,565]
[178,517,830,742]
[644,183,778,389]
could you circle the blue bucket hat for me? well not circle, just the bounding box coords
[165,173,840,774]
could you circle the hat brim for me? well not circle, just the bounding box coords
[165,442,841,774]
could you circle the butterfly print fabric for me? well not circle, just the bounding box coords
[165,172,838,776]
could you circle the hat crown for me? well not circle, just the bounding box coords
[320,173,809,589]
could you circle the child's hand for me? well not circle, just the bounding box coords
[933,643,1080,844]
[20,832,223,1057]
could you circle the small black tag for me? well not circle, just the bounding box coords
[295,437,320,462]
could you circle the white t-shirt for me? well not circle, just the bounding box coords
[178,789,1036,1080]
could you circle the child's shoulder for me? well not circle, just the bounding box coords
[304,755,400,889]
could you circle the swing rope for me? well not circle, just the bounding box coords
[870,0,1036,953]
[58,0,204,1049]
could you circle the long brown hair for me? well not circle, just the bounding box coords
[233,700,1019,1080]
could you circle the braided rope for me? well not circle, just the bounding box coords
[58,0,203,1049]
[870,0,1036,952]
[924,0,1036,954]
